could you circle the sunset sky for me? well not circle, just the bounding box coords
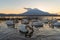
[0,0,60,14]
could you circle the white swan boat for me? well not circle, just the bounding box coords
[6,20,15,28]
[52,22,60,28]
[31,21,43,28]
[21,19,29,24]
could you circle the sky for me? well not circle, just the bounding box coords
[0,0,60,14]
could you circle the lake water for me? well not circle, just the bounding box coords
[0,20,60,35]
[0,20,60,40]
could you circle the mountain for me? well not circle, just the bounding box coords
[20,8,57,16]
[0,13,7,16]
[0,8,58,16]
